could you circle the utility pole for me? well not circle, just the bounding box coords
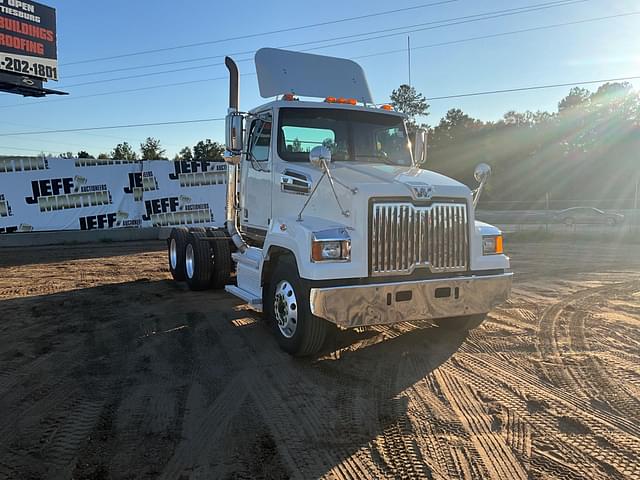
[407,36,411,87]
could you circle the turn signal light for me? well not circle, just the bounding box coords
[482,235,504,255]
[496,235,504,254]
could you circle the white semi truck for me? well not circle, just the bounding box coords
[167,48,512,356]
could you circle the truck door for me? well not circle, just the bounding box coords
[240,113,273,234]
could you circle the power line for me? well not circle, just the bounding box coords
[425,75,640,100]
[0,118,225,136]
[351,11,640,60]
[1,5,633,110]
[2,74,639,137]
[6,7,629,109]
[0,75,236,109]
[61,0,585,86]
[61,0,460,66]
[0,145,64,154]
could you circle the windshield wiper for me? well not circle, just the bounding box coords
[351,154,397,165]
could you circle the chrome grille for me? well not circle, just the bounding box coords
[370,201,469,276]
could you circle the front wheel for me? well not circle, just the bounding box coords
[435,314,486,332]
[265,257,328,356]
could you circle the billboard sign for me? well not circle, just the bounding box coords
[0,0,57,81]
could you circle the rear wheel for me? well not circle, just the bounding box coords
[265,256,328,356]
[206,229,232,289]
[168,227,189,281]
[185,231,213,291]
[435,314,486,332]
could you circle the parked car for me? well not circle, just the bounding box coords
[553,207,624,226]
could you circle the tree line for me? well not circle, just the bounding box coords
[58,138,225,162]
[390,82,639,208]
[50,82,637,207]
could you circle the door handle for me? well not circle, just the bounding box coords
[281,169,312,195]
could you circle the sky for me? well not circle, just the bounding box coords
[0,0,639,158]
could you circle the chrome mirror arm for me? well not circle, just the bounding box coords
[322,159,350,218]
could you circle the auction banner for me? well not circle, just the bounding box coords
[0,157,227,234]
[0,0,58,81]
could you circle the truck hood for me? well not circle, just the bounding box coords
[326,162,471,199]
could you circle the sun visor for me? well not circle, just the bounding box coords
[254,48,373,104]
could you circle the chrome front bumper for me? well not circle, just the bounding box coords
[309,272,513,328]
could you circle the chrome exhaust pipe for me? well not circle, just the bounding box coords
[224,56,247,253]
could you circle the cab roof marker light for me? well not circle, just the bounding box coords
[380,104,394,111]
[325,96,337,103]
[335,97,357,105]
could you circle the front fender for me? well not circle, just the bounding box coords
[263,216,366,280]
[470,220,510,271]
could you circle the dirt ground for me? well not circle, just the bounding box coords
[0,239,639,480]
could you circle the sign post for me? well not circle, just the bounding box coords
[0,0,66,97]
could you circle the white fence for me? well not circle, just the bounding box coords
[0,157,228,234]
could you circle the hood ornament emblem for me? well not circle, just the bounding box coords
[407,182,435,200]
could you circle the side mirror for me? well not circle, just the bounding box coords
[472,163,492,208]
[413,128,427,167]
[474,163,492,183]
[309,145,332,169]
[225,112,244,155]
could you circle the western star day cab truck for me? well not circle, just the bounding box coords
[167,48,512,356]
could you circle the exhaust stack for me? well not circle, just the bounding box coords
[225,56,239,112]
[224,56,247,253]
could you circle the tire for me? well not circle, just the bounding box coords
[265,256,328,356]
[207,229,232,289]
[435,314,486,332]
[167,227,189,281]
[184,231,213,291]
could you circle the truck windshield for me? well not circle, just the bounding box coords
[277,107,412,166]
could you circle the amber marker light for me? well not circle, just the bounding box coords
[495,235,504,254]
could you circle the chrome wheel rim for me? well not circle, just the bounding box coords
[185,243,195,279]
[274,280,298,338]
[170,238,178,270]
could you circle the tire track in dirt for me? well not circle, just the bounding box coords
[400,371,477,478]
[224,316,388,480]
[368,360,432,479]
[536,281,640,421]
[247,358,381,479]
[159,375,249,479]
[393,330,489,479]
[567,287,640,423]
[435,369,528,480]
[444,355,640,478]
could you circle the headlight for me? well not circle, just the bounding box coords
[482,235,504,255]
[311,228,351,262]
[312,240,351,262]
